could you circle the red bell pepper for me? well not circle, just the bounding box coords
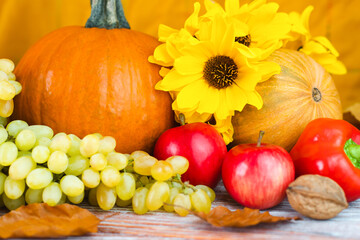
[290,118,360,202]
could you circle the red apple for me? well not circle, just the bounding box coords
[153,122,227,188]
[222,132,295,209]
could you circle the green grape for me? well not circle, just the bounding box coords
[9,156,36,180]
[88,187,98,206]
[163,187,180,212]
[7,72,15,80]
[0,59,14,74]
[195,185,216,202]
[96,183,116,210]
[81,168,100,188]
[151,160,174,181]
[0,71,7,81]
[6,120,28,137]
[116,198,132,207]
[190,189,211,213]
[0,99,13,118]
[25,188,43,204]
[146,181,170,211]
[0,141,18,166]
[98,136,116,154]
[106,152,128,170]
[165,156,189,175]
[4,176,25,199]
[67,134,81,156]
[174,193,192,216]
[47,151,69,174]
[58,193,67,205]
[90,153,107,171]
[133,155,158,176]
[26,168,53,189]
[49,132,71,153]
[0,127,8,144]
[0,172,6,194]
[65,155,89,176]
[15,129,36,151]
[9,80,22,95]
[183,187,194,195]
[27,125,54,139]
[42,182,62,206]
[130,150,149,160]
[17,151,32,157]
[67,191,85,204]
[169,181,182,190]
[0,116,7,127]
[93,133,103,139]
[137,175,150,187]
[3,193,25,210]
[116,172,136,201]
[35,137,52,147]
[32,145,50,164]
[100,166,121,188]
[132,187,149,215]
[80,134,100,157]
[60,175,84,197]
[0,79,16,100]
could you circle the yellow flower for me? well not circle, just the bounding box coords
[155,16,280,142]
[210,116,234,145]
[149,2,201,67]
[286,6,347,75]
[202,0,291,59]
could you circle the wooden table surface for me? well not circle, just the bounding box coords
[1,183,359,240]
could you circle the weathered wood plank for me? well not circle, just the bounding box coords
[1,183,359,239]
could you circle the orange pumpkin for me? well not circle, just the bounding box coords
[232,49,343,151]
[13,0,174,153]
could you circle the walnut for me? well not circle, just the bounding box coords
[286,174,348,220]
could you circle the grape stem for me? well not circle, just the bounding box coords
[172,174,197,192]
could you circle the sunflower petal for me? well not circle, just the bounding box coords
[185,2,201,35]
[255,61,281,82]
[245,90,263,109]
[175,80,207,109]
[151,43,174,66]
[174,56,204,75]
[225,86,247,111]
[158,24,178,42]
[197,86,220,114]
[215,90,234,120]
[156,69,203,91]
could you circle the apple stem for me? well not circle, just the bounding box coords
[257,130,265,147]
[179,113,186,126]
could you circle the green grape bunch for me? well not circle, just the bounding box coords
[0,59,22,122]
[0,120,215,216]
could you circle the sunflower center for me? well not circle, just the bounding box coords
[235,34,251,47]
[203,55,238,89]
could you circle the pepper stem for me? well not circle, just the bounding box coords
[344,139,360,169]
[85,0,130,29]
[257,130,265,147]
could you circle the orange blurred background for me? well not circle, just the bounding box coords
[0,0,358,109]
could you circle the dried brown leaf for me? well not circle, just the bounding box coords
[195,206,300,228]
[0,203,100,239]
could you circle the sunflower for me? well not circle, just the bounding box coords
[286,6,347,75]
[202,0,291,59]
[154,16,280,144]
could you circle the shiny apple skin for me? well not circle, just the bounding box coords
[153,122,227,188]
[222,143,295,209]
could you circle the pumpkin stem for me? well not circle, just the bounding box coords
[85,0,130,29]
[257,130,265,147]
